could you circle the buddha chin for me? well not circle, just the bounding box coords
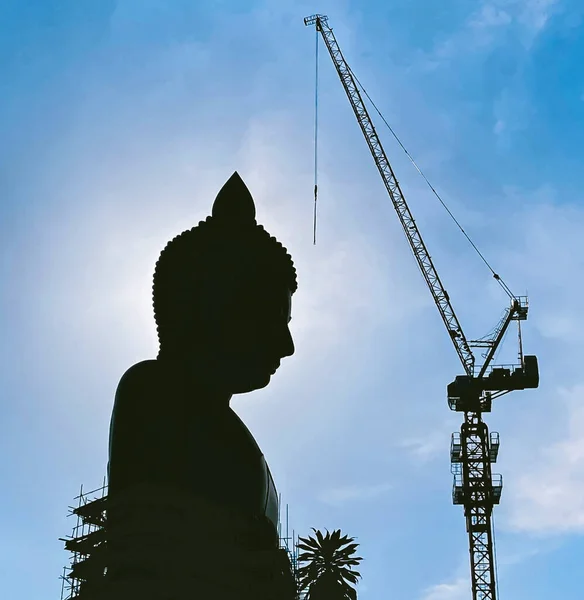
[228,358,280,394]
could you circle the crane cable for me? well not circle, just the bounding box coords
[313,25,319,245]
[345,64,515,300]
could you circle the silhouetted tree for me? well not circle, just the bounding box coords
[297,528,362,600]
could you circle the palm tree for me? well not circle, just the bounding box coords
[297,528,363,600]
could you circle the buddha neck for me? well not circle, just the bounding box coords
[157,353,233,412]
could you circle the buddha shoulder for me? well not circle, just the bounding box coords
[113,360,168,412]
[112,360,204,420]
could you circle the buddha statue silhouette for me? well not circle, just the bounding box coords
[104,172,298,598]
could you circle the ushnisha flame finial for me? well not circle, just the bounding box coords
[211,171,257,226]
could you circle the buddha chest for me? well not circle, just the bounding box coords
[107,361,279,530]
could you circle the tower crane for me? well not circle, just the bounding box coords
[304,14,539,600]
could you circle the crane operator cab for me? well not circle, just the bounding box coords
[447,355,539,412]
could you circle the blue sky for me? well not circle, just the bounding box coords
[1,0,583,598]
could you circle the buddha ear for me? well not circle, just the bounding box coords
[193,279,238,334]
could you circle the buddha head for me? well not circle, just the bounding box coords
[152,172,297,394]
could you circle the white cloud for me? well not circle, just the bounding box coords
[483,0,560,36]
[496,541,550,568]
[399,427,452,463]
[506,383,584,533]
[494,119,506,135]
[418,0,559,68]
[421,577,470,600]
[516,0,560,34]
[317,483,393,508]
[419,536,550,600]
[492,85,535,143]
[475,189,584,535]
[502,193,584,346]
[469,4,513,29]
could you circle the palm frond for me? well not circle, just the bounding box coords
[297,527,363,598]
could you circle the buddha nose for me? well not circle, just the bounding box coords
[279,324,295,358]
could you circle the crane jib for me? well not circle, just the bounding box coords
[307,15,474,375]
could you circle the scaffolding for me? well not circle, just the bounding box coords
[59,481,108,600]
[60,480,305,599]
[277,494,307,600]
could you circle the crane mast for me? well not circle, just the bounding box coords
[304,14,539,600]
